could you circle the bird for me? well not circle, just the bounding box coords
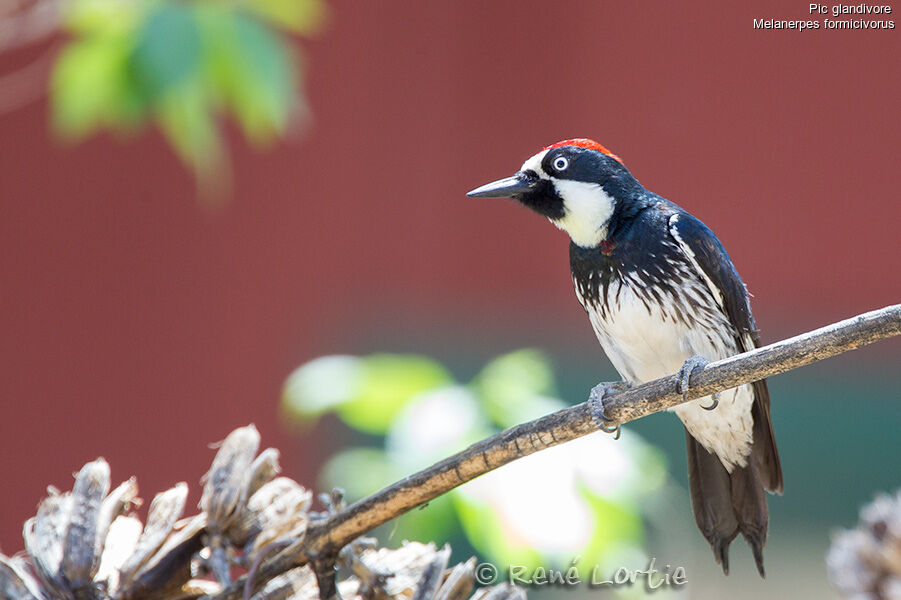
[466,138,782,576]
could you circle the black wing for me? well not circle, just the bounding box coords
[668,212,783,493]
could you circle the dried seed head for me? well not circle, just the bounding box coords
[350,541,443,597]
[230,477,312,556]
[0,555,44,600]
[125,514,207,599]
[23,488,71,596]
[202,425,261,532]
[61,458,110,591]
[246,449,281,500]
[434,558,476,600]
[249,565,317,600]
[412,545,451,600]
[828,489,901,598]
[3,426,527,600]
[119,483,189,588]
[472,584,527,600]
[96,515,143,592]
[10,462,203,600]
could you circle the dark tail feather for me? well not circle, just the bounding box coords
[685,379,782,576]
[730,459,768,577]
[751,380,784,494]
[685,430,739,574]
[685,430,769,577]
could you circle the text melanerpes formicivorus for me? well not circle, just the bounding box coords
[467,138,783,576]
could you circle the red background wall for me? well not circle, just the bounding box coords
[1,0,899,552]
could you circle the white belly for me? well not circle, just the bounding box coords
[581,276,754,471]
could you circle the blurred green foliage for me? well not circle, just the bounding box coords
[283,350,671,578]
[51,0,326,191]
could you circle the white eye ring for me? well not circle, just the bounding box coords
[552,156,569,171]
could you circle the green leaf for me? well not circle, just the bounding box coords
[282,355,365,420]
[386,387,493,471]
[155,80,220,176]
[320,447,400,501]
[472,349,565,428]
[336,355,453,434]
[63,0,144,35]
[200,10,297,144]
[51,35,137,139]
[237,0,328,35]
[131,3,202,101]
[281,354,453,434]
[574,482,644,571]
[321,447,458,542]
[452,492,543,569]
[52,0,313,192]
[392,494,458,547]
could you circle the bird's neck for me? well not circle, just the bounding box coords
[606,191,655,241]
[550,179,616,247]
[569,205,674,308]
[562,182,653,250]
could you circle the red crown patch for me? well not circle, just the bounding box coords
[543,138,622,164]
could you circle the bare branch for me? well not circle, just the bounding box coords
[208,303,901,600]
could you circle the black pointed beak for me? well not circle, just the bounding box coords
[466,172,538,198]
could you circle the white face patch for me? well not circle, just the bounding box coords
[519,149,549,177]
[518,148,615,248]
[551,179,615,248]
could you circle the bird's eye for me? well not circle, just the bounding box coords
[552,156,569,171]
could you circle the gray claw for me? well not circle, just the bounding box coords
[588,381,630,440]
[700,393,720,411]
[678,355,708,402]
[678,355,719,411]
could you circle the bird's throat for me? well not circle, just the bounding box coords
[551,180,616,248]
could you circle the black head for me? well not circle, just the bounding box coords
[467,139,641,247]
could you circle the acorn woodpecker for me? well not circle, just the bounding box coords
[467,139,782,576]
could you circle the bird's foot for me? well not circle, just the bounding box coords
[677,355,719,411]
[588,381,631,440]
